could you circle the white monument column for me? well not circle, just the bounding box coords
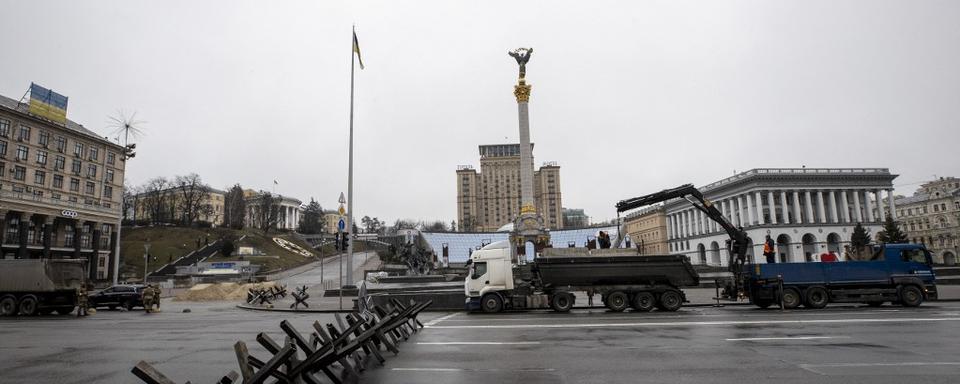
[816,191,827,225]
[780,191,789,224]
[793,191,803,224]
[840,190,851,223]
[828,190,839,223]
[767,191,777,225]
[509,47,549,255]
[864,190,875,222]
[875,189,885,221]
[887,189,897,220]
[852,190,864,222]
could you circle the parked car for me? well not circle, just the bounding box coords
[89,284,145,310]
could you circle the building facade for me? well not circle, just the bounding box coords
[0,94,126,282]
[561,207,589,228]
[456,144,563,232]
[664,168,896,266]
[243,190,302,231]
[895,177,960,264]
[131,187,225,226]
[323,210,341,234]
[623,205,668,255]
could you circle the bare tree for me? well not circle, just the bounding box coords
[142,177,171,225]
[173,173,210,227]
[255,192,281,233]
[122,182,142,223]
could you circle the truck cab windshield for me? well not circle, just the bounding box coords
[471,262,487,279]
[901,249,930,265]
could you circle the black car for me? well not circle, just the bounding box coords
[89,284,145,310]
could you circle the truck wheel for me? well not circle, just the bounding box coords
[631,292,656,312]
[18,296,38,316]
[0,296,17,316]
[803,287,829,309]
[657,290,683,312]
[605,291,629,312]
[481,294,503,313]
[551,292,574,312]
[899,285,924,307]
[781,288,802,309]
[752,299,773,309]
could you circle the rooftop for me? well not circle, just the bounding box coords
[0,93,121,148]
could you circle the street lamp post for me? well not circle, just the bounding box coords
[143,241,151,285]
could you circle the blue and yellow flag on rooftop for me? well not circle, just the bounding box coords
[28,83,68,124]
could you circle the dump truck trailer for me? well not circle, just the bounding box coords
[744,243,937,309]
[0,259,86,316]
[465,241,700,313]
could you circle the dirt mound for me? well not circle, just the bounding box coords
[174,282,276,301]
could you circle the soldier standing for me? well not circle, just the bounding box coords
[76,283,90,317]
[142,284,156,313]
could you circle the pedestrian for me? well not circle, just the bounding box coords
[763,235,776,264]
[142,284,156,313]
[152,285,162,311]
[76,283,90,317]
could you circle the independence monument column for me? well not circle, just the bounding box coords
[509,47,549,259]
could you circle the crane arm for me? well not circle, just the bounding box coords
[616,184,749,297]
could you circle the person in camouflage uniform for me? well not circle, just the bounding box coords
[142,285,156,313]
[76,283,90,317]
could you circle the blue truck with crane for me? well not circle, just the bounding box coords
[616,184,938,309]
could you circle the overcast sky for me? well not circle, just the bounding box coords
[2,1,958,225]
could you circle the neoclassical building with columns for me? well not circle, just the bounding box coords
[0,93,126,282]
[664,168,897,266]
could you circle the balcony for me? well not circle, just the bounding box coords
[0,189,120,216]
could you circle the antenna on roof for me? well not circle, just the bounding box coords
[107,109,146,147]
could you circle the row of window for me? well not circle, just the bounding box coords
[0,119,117,165]
[0,144,116,182]
[1,162,113,198]
[899,202,960,217]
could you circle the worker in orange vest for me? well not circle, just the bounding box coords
[763,235,776,264]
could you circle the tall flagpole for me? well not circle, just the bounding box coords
[346,25,356,287]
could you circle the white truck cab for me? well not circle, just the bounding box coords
[464,240,515,311]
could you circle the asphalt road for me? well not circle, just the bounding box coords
[2,301,960,383]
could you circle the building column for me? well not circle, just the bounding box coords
[665,215,672,240]
[793,191,803,224]
[73,220,83,260]
[683,210,690,237]
[802,191,814,224]
[816,191,827,225]
[678,212,685,238]
[108,227,118,282]
[780,191,789,224]
[92,224,102,280]
[840,190,851,223]
[767,191,777,225]
[875,189,885,221]
[887,189,897,220]
[736,195,745,227]
[699,210,706,234]
[745,194,755,226]
[828,190,839,223]
[720,200,729,224]
[864,190,875,222]
[852,190,863,223]
[18,213,31,259]
[42,216,53,258]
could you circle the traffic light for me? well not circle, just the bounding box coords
[341,232,349,251]
[334,233,341,250]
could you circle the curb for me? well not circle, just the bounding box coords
[236,304,355,313]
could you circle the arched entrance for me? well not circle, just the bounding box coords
[697,243,707,265]
[944,252,957,266]
[710,241,721,265]
[776,234,792,263]
[802,233,817,262]
[826,233,841,254]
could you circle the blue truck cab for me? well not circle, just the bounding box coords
[744,243,937,309]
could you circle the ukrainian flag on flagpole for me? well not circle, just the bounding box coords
[353,28,364,70]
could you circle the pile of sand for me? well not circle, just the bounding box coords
[174,281,277,302]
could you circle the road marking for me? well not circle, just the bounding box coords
[423,312,459,327]
[417,342,541,345]
[726,336,849,341]
[801,362,960,367]
[392,367,555,372]
[426,317,960,329]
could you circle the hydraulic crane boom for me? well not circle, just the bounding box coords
[616,184,749,298]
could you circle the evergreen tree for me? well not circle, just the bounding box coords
[851,222,872,247]
[877,216,908,244]
[298,199,325,234]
